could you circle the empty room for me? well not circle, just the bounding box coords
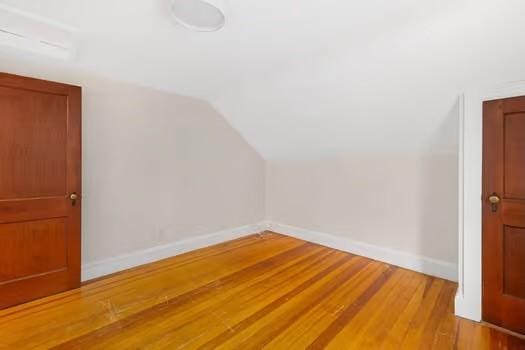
[0,0,524,348]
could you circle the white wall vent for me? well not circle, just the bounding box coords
[0,4,75,60]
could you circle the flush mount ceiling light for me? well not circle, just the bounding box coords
[170,0,226,32]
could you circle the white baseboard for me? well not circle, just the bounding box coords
[82,221,457,283]
[81,223,266,281]
[266,222,457,282]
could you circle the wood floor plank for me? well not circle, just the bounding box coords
[54,244,341,349]
[0,233,302,348]
[380,275,434,349]
[262,260,388,349]
[399,277,449,348]
[338,269,426,349]
[0,233,278,319]
[0,231,522,349]
[315,266,405,349]
[205,258,379,349]
[429,286,460,349]
[158,251,357,350]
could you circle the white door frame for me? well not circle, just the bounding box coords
[455,80,525,321]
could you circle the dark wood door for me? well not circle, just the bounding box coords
[0,73,81,309]
[483,96,525,334]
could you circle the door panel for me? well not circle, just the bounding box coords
[503,226,525,299]
[483,96,525,334]
[503,113,525,199]
[0,86,68,199]
[502,200,525,227]
[0,73,81,309]
[0,219,68,283]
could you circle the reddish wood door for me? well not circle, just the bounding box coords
[483,96,525,334]
[0,73,81,309]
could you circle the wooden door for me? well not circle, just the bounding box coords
[483,96,525,334]
[0,73,81,309]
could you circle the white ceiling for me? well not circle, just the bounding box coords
[2,0,525,159]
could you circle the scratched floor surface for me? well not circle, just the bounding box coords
[0,232,523,349]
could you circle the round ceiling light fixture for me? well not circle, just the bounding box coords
[170,0,226,32]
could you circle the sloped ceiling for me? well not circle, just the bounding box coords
[2,0,525,159]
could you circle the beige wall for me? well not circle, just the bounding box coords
[0,56,265,265]
[266,151,458,263]
[265,97,460,265]
[0,52,458,268]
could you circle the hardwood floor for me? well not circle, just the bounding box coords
[0,232,523,349]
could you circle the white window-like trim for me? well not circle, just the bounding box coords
[0,4,75,60]
[455,80,525,321]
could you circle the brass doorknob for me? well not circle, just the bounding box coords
[488,195,500,204]
[488,193,500,212]
[69,192,79,206]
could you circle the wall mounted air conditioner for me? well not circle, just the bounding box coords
[0,4,75,60]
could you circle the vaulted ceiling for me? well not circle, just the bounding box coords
[2,0,525,159]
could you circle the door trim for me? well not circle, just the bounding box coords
[456,81,525,322]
